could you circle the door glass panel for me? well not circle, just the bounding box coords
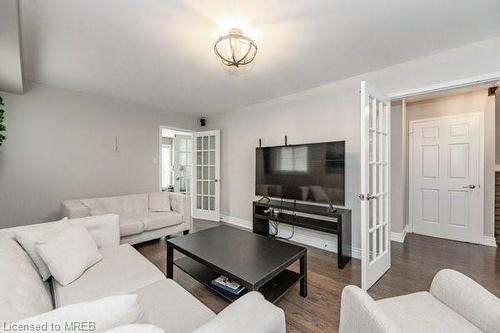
[197,181,202,194]
[203,166,208,179]
[210,135,215,150]
[369,199,374,229]
[209,197,215,211]
[203,136,208,150]
[203,152,208,165]
[203,181,208,195]
[209,181,215,195]
[209,166,215,179]
[369,232,374,262]
[210,151,215,165]
[197,196,202,209]
[203,196,208,210]
[197,137,202,150]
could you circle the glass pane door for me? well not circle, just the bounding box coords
[194,130,220,221]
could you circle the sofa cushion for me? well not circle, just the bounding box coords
[134,279,215,333]
[135,212,183,231]
[53,244,164,307]
[149,192,171,212]
[36,225,103,286]
[0,238,53,322]
[377,291,482,333]
[15,218,71,281]
[99,194,149,217]
[120,216,144,236]
[15,295,146,333]
[103,325,164,333]
[81,198,108,216]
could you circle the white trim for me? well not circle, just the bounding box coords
[390,225,408,243]
[495,165,500,172]
[388,72,500,100]
[409,112,485,245]
[220,215,251,230]
[220,214,361,260]
[481,236,498,248]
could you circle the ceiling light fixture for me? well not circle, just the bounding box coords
[214,28,258,68]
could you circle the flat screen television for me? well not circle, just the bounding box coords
[255,141,345,206]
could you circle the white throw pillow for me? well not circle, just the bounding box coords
[149,192,171,212]
[102,324,164,333]
[36,225,103,286]
[14,295,146,333]
[15,218,70,281]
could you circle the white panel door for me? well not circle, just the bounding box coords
[360,81,391,290]
[193,130,220,221]
[173,134,192,194]
[410,113,483,243]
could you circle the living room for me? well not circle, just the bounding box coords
[1,1,500,332]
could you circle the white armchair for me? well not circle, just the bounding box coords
[339,269,500,333]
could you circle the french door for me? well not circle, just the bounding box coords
[193,130,220,221]
[410,113,483,243]
[360,81,391,290]
[173,134,192,194]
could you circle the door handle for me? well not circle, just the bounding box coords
[214,179,219,183]
[462,185,476,189]
[358,193,375,201]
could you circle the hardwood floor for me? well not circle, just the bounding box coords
[135,220,500,333]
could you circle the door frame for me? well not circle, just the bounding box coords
[158,125,195,193]
[408,112,485,244]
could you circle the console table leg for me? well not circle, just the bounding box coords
[166,244,173,279]
[300,253,307,297]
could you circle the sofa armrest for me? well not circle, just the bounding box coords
[169,193,192,230]
[193,292,285,333]
[69,214,120,248]
[62,200,90,219]
[339,286,400,333]
[430,269,500,333]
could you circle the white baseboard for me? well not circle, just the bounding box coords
[220,214,361,260]
[481,236,498,247]
[390,225,408,243]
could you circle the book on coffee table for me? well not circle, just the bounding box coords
[211,275,246,295]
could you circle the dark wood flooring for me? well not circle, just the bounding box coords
[135,220,500,333]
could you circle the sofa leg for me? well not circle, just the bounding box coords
[183,230,189,236]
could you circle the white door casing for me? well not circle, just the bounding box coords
[410,113,483,244]
[360,81,391,290]
[173,134,192,193]
[193,130,220,221]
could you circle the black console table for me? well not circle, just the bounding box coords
[253,199,351,268]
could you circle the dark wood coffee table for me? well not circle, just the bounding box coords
[166,225,307,303]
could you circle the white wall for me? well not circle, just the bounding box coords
[208,36,500,251]
[0,81,198,228]
[390,101,406,234]
[406,89,496,238]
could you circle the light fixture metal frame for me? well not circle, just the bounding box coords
[214,28,258,68]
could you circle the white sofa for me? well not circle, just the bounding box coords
[62,192,191,244]
[0,214,286,333]
[339,269,500,333]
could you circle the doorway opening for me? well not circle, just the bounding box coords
[159,127,193,194]
[391,83,498,247]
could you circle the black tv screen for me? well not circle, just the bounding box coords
[255,141,345,206]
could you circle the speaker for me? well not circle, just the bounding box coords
[200,117,206,127]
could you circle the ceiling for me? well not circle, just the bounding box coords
[19,0,500,115]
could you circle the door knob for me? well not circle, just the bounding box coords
[462,185,476,189]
